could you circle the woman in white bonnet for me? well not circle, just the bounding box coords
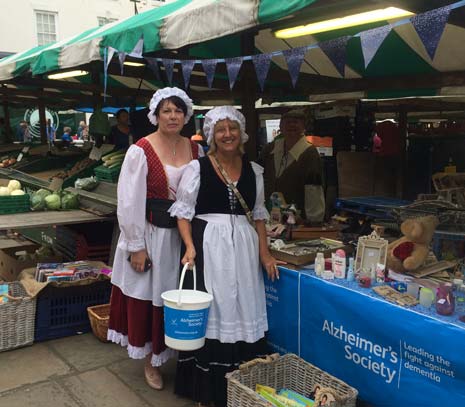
[170,106,283,406]
[107,87,203,390]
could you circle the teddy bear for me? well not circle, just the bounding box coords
[386,215,439,273]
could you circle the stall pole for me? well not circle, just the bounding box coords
[3,100,12,142]
[398,109,408,199]
[38,101,47,144]
[240,31,258,160]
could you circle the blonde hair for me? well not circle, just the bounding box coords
[207,119,245,156]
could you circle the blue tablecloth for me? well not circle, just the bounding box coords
[265,266,465,407]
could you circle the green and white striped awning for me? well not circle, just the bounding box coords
[0,0,318,81]
[1,0,465,101]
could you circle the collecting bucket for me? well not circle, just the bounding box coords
[161,264,213,351]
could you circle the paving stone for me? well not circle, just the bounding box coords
[0,344,70,392]
[0,381,80,407]
[62,367,150,407]
[108,358,194,407]
[48,333,127,372]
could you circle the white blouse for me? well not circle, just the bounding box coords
[169,159,269,221]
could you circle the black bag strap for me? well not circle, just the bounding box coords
[212,155,254,226]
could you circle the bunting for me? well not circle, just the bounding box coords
[202,59,218,88]
[118,52,126,75]
[161,58,175,85]
[145,57,160,80]
[101,3,457,91]
[360,25,392,68]
[319,36,350,77]
[283,47,306,88]
[411,5,451,60]
[181,59,196,89]
[252,53,272,91]
[225,57,243,90]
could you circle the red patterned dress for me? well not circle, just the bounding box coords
[108,137,201,366]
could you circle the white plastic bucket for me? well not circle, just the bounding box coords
[161,264,213,351]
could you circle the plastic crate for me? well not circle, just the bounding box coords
[34,279,112,342]
[0,194,30,214]
[62,161,100,188]
[94,164,121,183]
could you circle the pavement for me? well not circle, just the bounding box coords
[0,333,195,407]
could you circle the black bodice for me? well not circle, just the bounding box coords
[195,156,256,216]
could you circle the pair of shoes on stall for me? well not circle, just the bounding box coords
[144,363,164,390]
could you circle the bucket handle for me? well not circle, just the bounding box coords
[177,263,197,306]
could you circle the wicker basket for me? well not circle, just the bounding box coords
[226,353,358,407]
[0,281,36,352]
[87,303,110,342]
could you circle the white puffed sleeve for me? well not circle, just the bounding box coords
[168,160,201,220]
[116,145,147,252]
[251,161,270,220]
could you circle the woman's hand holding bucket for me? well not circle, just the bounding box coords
[182,244,196,269]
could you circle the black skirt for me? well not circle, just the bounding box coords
[175,218,270,407]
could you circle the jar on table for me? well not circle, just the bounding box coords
[436,283,455,316]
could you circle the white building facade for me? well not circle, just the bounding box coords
[0,0,174,54]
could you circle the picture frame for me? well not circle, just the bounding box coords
[355,231,388,273]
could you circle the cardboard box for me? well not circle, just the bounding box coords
[0,247,38,281]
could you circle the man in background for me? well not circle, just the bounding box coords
[260,109,325,223]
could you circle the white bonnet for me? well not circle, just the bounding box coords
[203,106,249,145]
[147,87,193,126]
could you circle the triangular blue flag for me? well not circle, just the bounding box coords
[252,53,272,91]
[145,57,160,80]
[225,57,243,90]
[319,36,350,77]
[411,5,451,60]
[118,52,126,75]
[202,59,218,88]
[360,25,392,68]
[181,60,196,89]
[161,59,175,85]
[282,47,306,88]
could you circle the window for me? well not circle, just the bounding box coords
[36,11,58,46]
[97,17,118,27]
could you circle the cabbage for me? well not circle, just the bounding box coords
[45,193,61,210]
[35,189,51,199]
[10,189,25,196]
[61,192,79,210]
[7,180,21,192]
[31,189,51,211]
[0,187,9,196]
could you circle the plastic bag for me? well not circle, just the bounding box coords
[75,176,99,191]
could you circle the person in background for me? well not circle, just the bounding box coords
[20,121,32,143]
[77,121,89,141]
[259,109,325,223]
[107,87,203,391]
[61,127,72,142]
[170,106,282,407]
[46,119,56,147]
[89,106,111,147]
[109,109,132,150]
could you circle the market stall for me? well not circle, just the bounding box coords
[266,266,465,406]
[0,1,465,406]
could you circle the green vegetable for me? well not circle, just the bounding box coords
[35,189,51,198]
[108,162,123,169]
[45,193,61,210]
[61,192,79,210]
[102,151,125,161]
